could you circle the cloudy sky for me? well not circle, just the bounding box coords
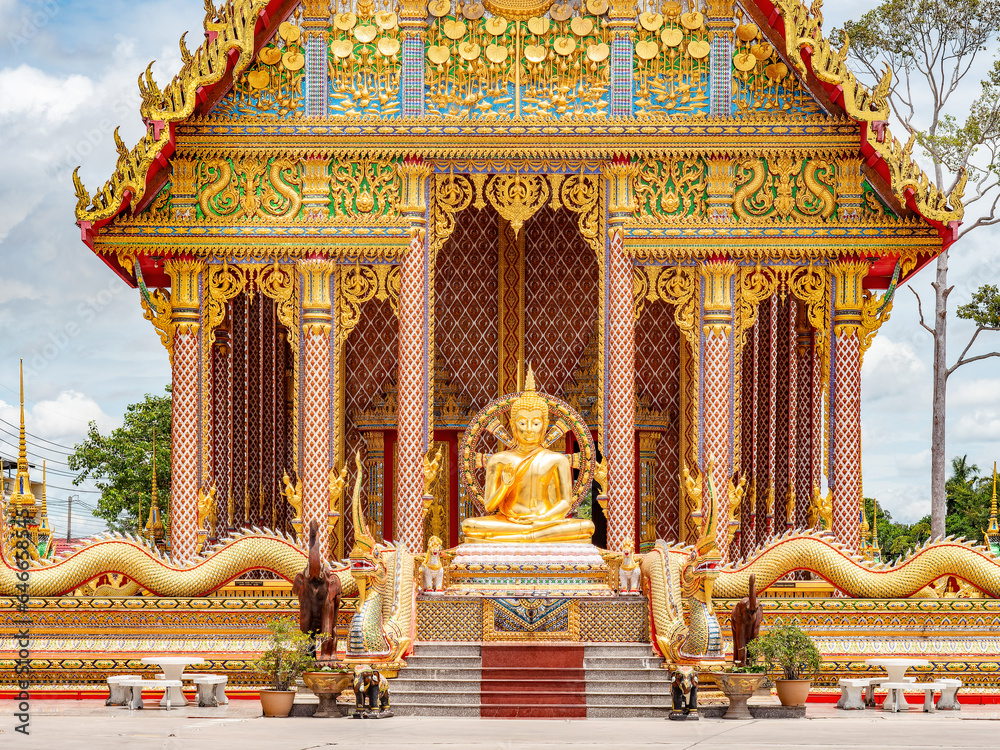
[0,0,997,539]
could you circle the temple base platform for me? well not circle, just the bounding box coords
[416,594,649,642]
[443,543,615,598]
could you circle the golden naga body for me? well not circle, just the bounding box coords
[461,369,594,544]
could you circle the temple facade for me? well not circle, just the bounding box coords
[72,0,962,565]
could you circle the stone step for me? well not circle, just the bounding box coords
[583,644,657,658]
[391,679,481,692]
[584,656,666,669]
[587,669,670,683]
[412,643,482,657]
[390,690,481,706]
[586,705,673,718]
[402,656,482,669]
[585,691,671,706]
[392,703,480,717]
[396,667,482,680]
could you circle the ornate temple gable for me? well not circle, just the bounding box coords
[77,0,962,288]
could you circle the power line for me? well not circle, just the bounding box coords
[0,418,77,453]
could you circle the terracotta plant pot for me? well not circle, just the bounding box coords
[259,689,296,717]
[775,679,811,707]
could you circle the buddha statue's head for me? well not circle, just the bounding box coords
[510,366,548,450]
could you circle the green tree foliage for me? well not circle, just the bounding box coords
[67,388,171,534]
[864,455,997,557]
[838,0,1000,538]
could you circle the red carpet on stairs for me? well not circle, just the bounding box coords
[480,643,587,718]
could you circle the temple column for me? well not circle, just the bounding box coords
[608,0,636,118]
[302,0,329,118]
[299,260,334,552]
[707,0,735,117]
[211,307,233,539]
[700,259,737,559]
[165,259,203,562]
[399,0,427,117]
[830,260,868,550]
[603,157,638,551]
[395,158,432,553]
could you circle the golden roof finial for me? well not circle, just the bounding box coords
[986,462,999,536]
[17,360,27,475]
[145,429,164,543]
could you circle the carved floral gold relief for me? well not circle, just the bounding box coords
[634,2,710,118]
[213,18,306,119]
[733,155,836,222]
[633,156,708,223]
[731,7,822,118]
[197,154,303,220]
[328,7,401,116]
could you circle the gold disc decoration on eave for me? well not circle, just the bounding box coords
[483,0,556,21]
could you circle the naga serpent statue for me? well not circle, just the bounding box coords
[346,453,416,665]
[641,460,1000,664]
[0,458,417,665]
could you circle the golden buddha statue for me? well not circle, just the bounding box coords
[461,368,595,544]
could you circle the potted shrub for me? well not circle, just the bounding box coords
[253,616,316,717]
[747,619,822,707]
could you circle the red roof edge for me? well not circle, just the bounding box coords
[76,0,300,241]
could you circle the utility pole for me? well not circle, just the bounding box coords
[67,494,74,542]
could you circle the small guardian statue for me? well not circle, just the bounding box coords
[669,667,699,720]
[420,535,445,594]
[618,542,642,595]
[352,665,391,718]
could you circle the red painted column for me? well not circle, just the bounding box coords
[166,260,203,562]
[700,259,737,559]
[831,261,867,550]
[603,158,637,551]
[394,158,432,553]
[299,260,334,552]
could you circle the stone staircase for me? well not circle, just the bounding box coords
[391,642,671,718]
[391,643,482,717]
[583,643,673,718]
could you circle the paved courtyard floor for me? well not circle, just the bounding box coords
[2,700,998,749]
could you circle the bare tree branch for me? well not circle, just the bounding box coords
[948,326,1000,376]
[911,287,935,334]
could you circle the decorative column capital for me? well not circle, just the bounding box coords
[706,157,735,222]
[397,157,433,218]
[299,260,334,337]
[302,156,331,220]
[831,259,869,334]
[836,158,864,222]
[700,260,737,335]
[603,156,639,220]
[165,259,203,334]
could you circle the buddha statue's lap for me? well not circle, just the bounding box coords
[460,371,595,545]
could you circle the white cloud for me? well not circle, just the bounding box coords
[0,278,40,304]
[895,448,931,474]
[953,409,1000,441]
[0,64,95,125]
[861,335,926,401]
[0,390,118,445]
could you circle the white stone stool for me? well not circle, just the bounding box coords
[106,675,143,706]
[119,679,184,711]
[936,678,962,710]
[837,678,870,709]
[192,675,229,707]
